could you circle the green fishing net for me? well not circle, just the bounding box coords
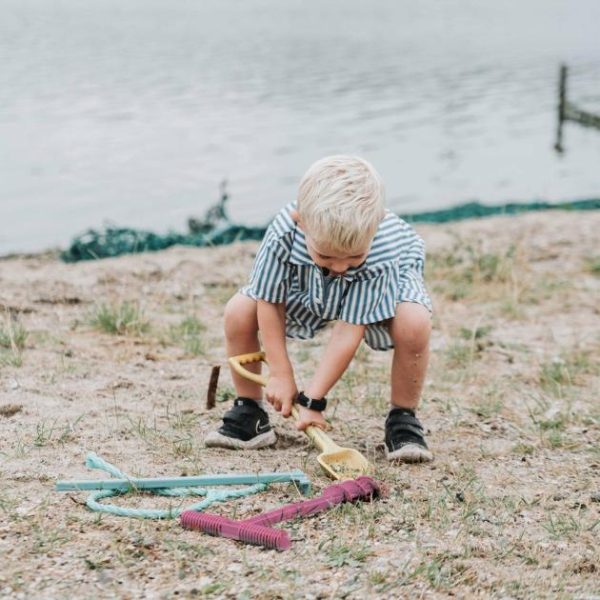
[61,197,600,263]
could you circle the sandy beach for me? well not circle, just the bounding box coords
[1,210,598,599]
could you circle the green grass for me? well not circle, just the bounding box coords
[539,350,597,396]
[325,542,371,567]
[216,384,236,403]
[0,351,23,368]
[469,396,502,419]
[168,315,206,356]
[512,442,536,455]
[0,320,28,350]
[471,247,515,283]
[542,513,596,541]
[459,325,492,341]
[0,492,18,516]
[427,240,519,303]
[0,318,28,367]
[204,282,240,307]
[585,256,600,275]
[445,342,476,370]
[89,301,149,336]
[409,552,479,590]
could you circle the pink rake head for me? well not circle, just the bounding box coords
[180,476,384,551]
[181,512,292,551]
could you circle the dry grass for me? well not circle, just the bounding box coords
[0,211,599,599]
[0,314,28,367]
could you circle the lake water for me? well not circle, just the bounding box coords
[1,0,600,254]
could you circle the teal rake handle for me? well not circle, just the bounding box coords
[56,471,311,495]
[55,453,310,520]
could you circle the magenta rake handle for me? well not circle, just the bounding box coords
[180,476,383,551]
[245,476,380,527]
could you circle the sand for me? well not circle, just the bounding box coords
[0,210,598,599]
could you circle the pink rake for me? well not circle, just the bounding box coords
[180,476,383,551]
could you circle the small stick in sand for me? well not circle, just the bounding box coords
[206,365,220,409]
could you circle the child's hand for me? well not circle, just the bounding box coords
[295,406,329,432]
[265,375,298,417]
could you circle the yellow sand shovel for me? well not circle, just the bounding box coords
[229,351,372,481]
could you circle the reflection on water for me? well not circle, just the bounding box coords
[1,0,599,253]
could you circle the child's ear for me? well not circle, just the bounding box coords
[290,209,302,227]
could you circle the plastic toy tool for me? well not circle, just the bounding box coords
[56,470,311,495]
[229,351,372,481]
[55,453,312,520]
[181,476,383,550]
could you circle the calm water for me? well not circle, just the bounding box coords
[1,0,600,254]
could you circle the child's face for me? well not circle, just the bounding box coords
[305,235,370,276]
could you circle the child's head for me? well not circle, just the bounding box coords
[295,155,385,275]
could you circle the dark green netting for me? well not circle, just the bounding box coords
[61,198,600,263]
[60,224,266,263]
[400,198,600,224]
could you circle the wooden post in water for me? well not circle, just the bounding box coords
[554,63,600,153]
[554,64,567,153]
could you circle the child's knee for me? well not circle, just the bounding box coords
[224,293,258,337]
[391,303,431,351]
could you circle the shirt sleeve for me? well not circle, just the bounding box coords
[396,234,433,312]
[244,230,289,303]
[340,227,432,324]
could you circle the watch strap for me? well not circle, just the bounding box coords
[295,391,327,412]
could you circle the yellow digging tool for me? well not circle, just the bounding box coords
[229,351,372,481]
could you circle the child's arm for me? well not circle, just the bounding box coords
[294,321,365,431]
[257,299,298,415]
[305,321,365,398]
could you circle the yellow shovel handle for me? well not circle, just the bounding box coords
[228,352,341,454]
[228,351,268,386]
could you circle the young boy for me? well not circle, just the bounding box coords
[205,156,433,463]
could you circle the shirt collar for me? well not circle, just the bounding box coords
[289,227,363,282]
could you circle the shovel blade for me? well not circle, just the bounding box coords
[318,448,371,481]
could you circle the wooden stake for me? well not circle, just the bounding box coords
[206,365,220,409]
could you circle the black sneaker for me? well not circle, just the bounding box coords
[385,407,433,463]
[204,397,276,450]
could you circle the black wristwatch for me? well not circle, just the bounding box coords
[296,391,327,412]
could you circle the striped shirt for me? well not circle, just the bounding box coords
[240,203,432,350]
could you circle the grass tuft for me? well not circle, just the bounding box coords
[585,256,600,275]
[445,342,476,370]
[169,315,206,356]
[0,316,28,367]
[459,325,492,341]
[326,543,371,567]
[428,239,520,303]
[539,350,597,396]
[89,301,149,336]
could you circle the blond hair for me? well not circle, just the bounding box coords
[297,155,385,253]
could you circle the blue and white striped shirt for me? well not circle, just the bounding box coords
[241,203,431,350]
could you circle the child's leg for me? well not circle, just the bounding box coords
[389,302,431,410]
[205,293,276,449]
[386,302,433,462]
[223,292,262,400]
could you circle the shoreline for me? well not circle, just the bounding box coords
[3,198,599,263]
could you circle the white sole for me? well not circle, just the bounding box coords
[204,429,277,450]
[385,443,433,463]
